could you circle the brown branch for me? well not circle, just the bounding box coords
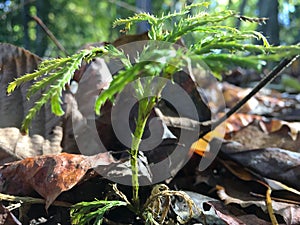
[31,15,69,56]
[154,108,208,131]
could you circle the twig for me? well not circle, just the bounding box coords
[0,192,72,207]
[31,15,69,56]
[154,108,209,131]
[250,192,300,205]
[202,55,300,137]
[156,54,300,140]
[266,187,279,225]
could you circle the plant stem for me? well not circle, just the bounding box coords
[131,96,157,211]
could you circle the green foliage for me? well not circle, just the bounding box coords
[113,2,299,78]
[94,47,187,115]
[70,200,127,225]
[1,0,299,57]
[7,47,106,133]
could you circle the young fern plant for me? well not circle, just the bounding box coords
[7,2,300,224]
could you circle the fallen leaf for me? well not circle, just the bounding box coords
[0,152,116,209]
[0,127,62,164]
[0,43,60,138]
[232,124,300,151]
[222,82,295,116]
[222,113,262,137]
[259,119,300,141]
[210,138,300,191]
[206,201,273,225]
[217,185,300,225]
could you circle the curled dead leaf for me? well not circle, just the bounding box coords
[0,152,116,210]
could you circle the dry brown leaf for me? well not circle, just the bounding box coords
[222,82,290,115]
[206,201,274,225]
[211,138,300,191]
[0,127,62,164]
[216,185,300,225]
[228,123,300,152]
[0,43,63,160]
[191,113,300,155]
[220,112,300,141]
[259,119,300,141]
[0,152,116,209]
[223,113,262,137]
[0,43,60,138]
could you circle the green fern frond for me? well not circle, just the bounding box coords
[156,10,189,22]
[26,72,65,98]
[113,12,158,26]
[94,61,147,115]
[94,47,187,115]
[71,200,127,225]
[200,54,266,71]
[113,12,158,32]
[249,31,270,47]
[166,10,236,42]
[7,47,106,133]
[195,42,268,55]
[21,88,58,133]
[105,44,132,68]
[7,58,69,94]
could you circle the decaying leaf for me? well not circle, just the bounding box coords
[174,190,233,224]
[223,113,300,142]
[217,185,300,225]
[209,138,300,191]
[222,82,294,115]
[259,119,300,141]
[0,43,63,162]
[0,152,116,209]
[0,43,60,139]
[223,113,262,136]
[206,201,275,225]
[229,123,300,152]
[188,112,300,153]
[0,127,62,164]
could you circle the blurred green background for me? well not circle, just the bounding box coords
[1,0,299,57]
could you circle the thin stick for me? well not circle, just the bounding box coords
[201,55,300,137]
[0,192,72,207]
[266,187,279,225]
[31,15,69,56]
[156,54,300,140]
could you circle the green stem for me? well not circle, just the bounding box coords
[131,96,156,211]
[130,72,171,211]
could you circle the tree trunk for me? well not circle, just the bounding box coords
[22,0,30,50]
[256,0,280,45]
[35,0,49,56]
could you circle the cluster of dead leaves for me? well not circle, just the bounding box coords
[190,78,300,224]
